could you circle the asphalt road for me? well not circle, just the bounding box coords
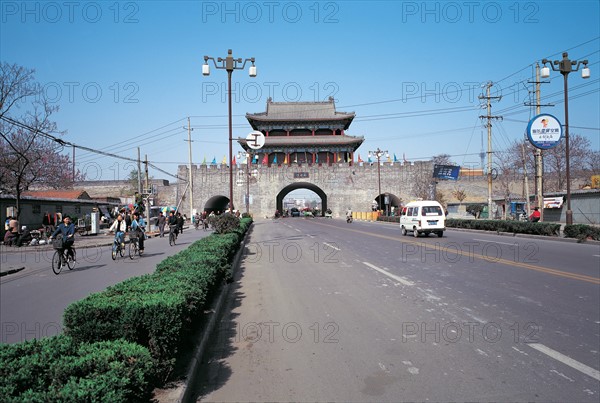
[0,227,212,344]
[192,217,600,402]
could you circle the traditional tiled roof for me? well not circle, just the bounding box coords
[246,97,355,129]
[238,134,364,150]
[23,190,91,200]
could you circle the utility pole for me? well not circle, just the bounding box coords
[144,154,150,222]
[479,82,502,219]
[184,117,194,217]
[137,147,142,193]
[521,142,531,218]
[72,145,75,183]
[525,63,553,222]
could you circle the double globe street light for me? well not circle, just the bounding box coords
[203,49,256,212]
[541,52,590,225]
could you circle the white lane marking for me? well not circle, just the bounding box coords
[363,262,414,286]
[593,255,600,258]
[294,228,301,232]
[323,242,340,251]
[528,343,600,381]
[473,238,518,246]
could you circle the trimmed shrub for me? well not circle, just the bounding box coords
[212,214,241,234]
[63,217,253,382]
[0,335,154,402]
[564,224,600,241]
[446,218,560,236]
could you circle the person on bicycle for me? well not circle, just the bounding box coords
[109,214,127,248]
[131,212,145,254]
[167,211,178,239]
[49,215,76,261]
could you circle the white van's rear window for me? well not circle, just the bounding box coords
[422,206,443,216]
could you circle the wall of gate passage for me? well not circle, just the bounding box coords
[177,161,433,218]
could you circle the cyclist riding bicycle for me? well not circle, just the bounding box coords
[167,211,178,239]
[49,215,76,261]
[109,214,127,248]
[131,212,145,254]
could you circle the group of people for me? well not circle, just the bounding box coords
[155,210,185,238]
[109,209,147,254]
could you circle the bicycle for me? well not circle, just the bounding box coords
[129,235,140,259]
[111,234,126,260]
[168,226,177,246]
[51,238,76,275]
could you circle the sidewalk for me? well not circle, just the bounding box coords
[0,229,180,276]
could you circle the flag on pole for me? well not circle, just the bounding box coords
[202,156,206,165]
[284,154,288,164]
[211,157,217,165]
[337,154,343,162]
[262,154,268,165]
[387,154,392,163]
[232,155,237,165]
[393,153,398,163]
[357,154,363,163]
[403,153,408,164]
[222,155,227,165]
[368,155,372,164]
[273,154,278,164]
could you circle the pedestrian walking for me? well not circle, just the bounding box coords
[158,212,166,237]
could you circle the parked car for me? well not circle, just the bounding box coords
[324,209,333,218]
[290,208,300,217]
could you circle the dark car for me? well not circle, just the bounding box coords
[290,208,300,217]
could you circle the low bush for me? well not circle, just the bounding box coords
[564,224,600,241]
[446,218,560,236]
[63,217,253,382]
[0,335,154,402]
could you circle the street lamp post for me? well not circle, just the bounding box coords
[541,52,590,225]
[203,49,256,212]
[368,148,389,212]
[237,151,255,215]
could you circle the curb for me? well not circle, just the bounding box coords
[168,224,252,403]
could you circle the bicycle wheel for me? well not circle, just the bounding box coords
[119,244,125,257]
[67,249,77,270]
[169,231,175,246]
[52,250,63,275]
[111,242,117,260]
[129,240,138,259]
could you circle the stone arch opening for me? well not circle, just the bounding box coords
[203,195,230,214]
[276,182,328,216]
[374,193,403,214]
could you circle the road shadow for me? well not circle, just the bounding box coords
[61,264,107,274]
[188,259,247,401]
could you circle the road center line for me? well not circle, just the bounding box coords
[363,262,414,286]
[528,343,600,381]
[473,238,518,246]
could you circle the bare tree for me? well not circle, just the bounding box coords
[0,63,80,219]
[432,153,454,166]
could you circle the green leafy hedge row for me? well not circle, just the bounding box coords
[63,217,252,381]
[0,217,252,401]
[563,224,600,241]
[445,218,561,236]
[0,335,154,402]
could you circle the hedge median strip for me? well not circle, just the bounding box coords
[1,217,252,400]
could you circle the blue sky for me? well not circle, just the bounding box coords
[1,0,599,183]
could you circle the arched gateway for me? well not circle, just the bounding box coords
[177,98,432,218]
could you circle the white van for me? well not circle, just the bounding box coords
[399,200,446,237]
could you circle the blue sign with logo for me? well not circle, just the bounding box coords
[527,114,563,149]
[433,165,460,180]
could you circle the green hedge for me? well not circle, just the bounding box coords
[564,224,600,241]
[446,218,561,236]
[0,335,154,402]
[63,217,252,381]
